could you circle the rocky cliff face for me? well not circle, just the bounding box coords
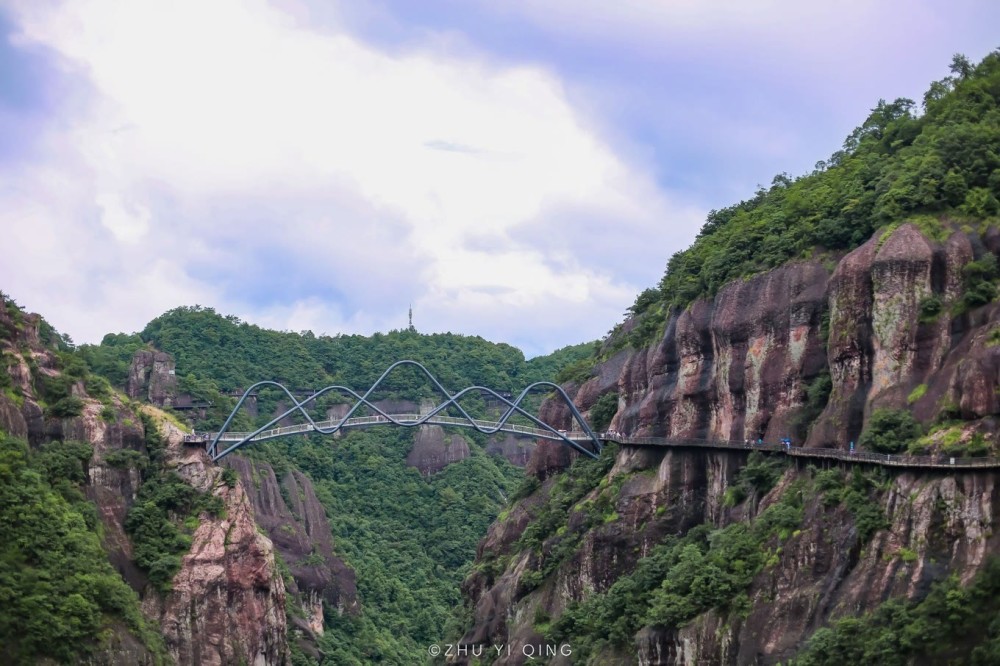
[0,301,290,665]
[486,433,537,467]
[459,223,1000,665]
[813,225,999,444]
[463,436,1000,666]
[127,350,179,406]
[629,460,999,665]
[590,224,999,449]
[226,455,359,658]
[144,415,289,666]
[407,424,472,475]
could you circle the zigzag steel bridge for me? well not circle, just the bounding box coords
[182,360,1000,471]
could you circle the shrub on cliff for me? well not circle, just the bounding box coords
[724,451,789,506]
[589,392,619,432]
[48,395,85,417]
[859,408,922,453]
[960,253,999,311]
[125,416,224,592]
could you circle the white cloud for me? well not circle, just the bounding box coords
[96,192,151,243]
[2,0,703,352]
[476,0,927,61]
[0,165,215,343]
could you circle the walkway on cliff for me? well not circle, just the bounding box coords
[182,361,1000,469]
[183,415,1000,470]
[609,433,1000,470]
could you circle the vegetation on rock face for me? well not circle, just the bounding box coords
[507,444,621,590]
[814,467,889,543]
[125,413,224,592]
[789,370,833,440]
[723,451,789,507]
[588,392,620,432]
[859,408,923,453]
[618,51,1000,349]
[958,253,1000,313]
[546,467,807,661]
[793,557,1000,665]
[0,432,167,663]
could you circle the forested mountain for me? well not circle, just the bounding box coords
[0,295,171,663]
[1,287,594,663]
[81,308,597,434]
[82,307,595,396]
[456,51,1000,665]
[620,51,1000,349]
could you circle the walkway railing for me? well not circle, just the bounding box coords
[183,419,1000,470]
[603,434,1000,470]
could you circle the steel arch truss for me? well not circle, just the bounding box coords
[208,360,602,461]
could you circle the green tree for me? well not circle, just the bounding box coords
[859,409,922,453]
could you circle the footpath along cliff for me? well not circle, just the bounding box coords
[458,222,1000,665]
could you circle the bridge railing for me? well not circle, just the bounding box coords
[182,419,1000,470]
[182,413,570,445]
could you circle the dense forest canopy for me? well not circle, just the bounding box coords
[81,307,597,422]
[620,51,1000,348]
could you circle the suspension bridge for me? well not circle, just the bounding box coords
[181,360,1000,470]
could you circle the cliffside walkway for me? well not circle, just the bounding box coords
[183,416,1000,470]
[182,360,999,470]
[608,434,1000,470]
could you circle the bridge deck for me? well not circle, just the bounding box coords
[182,414,1000,470]
[185,413,567,444]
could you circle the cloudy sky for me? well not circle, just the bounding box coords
[1,0,998,357]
